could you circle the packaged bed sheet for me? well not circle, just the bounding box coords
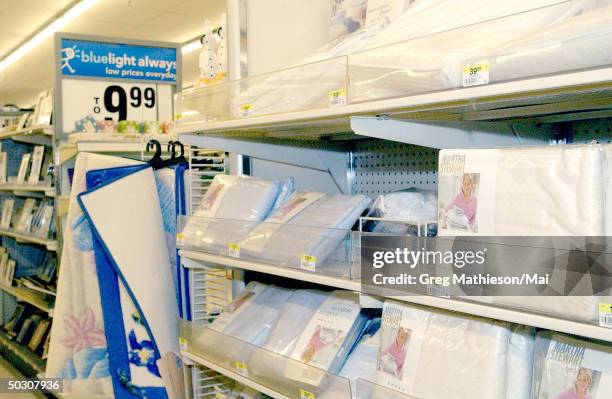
[437,144,611,324]
[532,332,612,399]
[178,175,293,253]
[196,282,292,361]
[228,0,609,116]
[239,191,370,275]
[365,189,438,236]
[376,301,526,399]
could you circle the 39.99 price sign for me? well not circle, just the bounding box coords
[61,79,173,133]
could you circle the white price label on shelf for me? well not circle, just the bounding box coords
[599,303,612,328]
[235,361,248,377]
[179,337,188,350]
[300,389,316,399]
[61,79,173,133]
[300,255,317,272]
[228,243,241,258]
[328,89,347,107]
[462,62,490,87]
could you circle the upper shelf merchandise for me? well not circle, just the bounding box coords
[177,0,612,127]
[178,142,612,336]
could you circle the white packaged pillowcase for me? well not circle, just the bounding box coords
[250,290,329,384]
[376,301,512,399]
[532,332,612,399]
[284,291,366,387]
[507,325,536,399]
[240,191,371,274]
[196,282,293,367]
[179,175,293,253]
[437,145,611,323]
[368,189,438,236]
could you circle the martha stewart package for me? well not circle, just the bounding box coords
[533,332,612,399]
[284,291,365,386]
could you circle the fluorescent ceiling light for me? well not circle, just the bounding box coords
[182,39,202,55]
[0,0,99,72]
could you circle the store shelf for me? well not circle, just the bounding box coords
[0,182,55,197]
[10,125,54,146]
[0,228,57,251]
[179,250,612,342]
[0,329,45,375]
[175,66,612,139]
[0,284,54,316]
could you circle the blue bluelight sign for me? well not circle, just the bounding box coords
[60,38,177,83]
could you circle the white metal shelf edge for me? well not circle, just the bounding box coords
[181,349,291,399]
[0,228,57,251]
[179,250,612,342]
[174,67,612,135]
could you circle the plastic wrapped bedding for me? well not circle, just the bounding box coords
[229,0,607,115]
[506,326,536,399]
[437,145,611,323]
[196,282,293,361]
[376,301,512,399]
[367,189,437,236]
[438,145,606,236]
[532,332,612,399]
[179,175,293,253]
[350,0,603,102]
[338,319,380,399]
[250,290,329,380]
[284,291,367,386]
[240,192,371,274]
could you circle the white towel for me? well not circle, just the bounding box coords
[377,301,511,399]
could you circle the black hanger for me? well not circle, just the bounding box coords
[156,141,178,169]
[171,141,187,165]
[146,139,164,169]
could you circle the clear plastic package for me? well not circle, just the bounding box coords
[532,331,612,398]
[377,300,519,399]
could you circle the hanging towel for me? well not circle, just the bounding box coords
[46,153,140,397]
[78,165,179,399]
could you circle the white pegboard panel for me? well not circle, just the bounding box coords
[353,139,438,198]
[573,118,612,143]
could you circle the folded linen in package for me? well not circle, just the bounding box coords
[437,145,610,323]
[367,189,438,236]
[377,301,511,399]
[532,332,612,399]
[250,290,329,381]
[179,175,293,253]
[438,145,606,236]
[506,326,536,399]
[284,291,367,387]
[196,282,293,363]
[240,192,371,273]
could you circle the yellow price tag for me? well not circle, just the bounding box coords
[228,243,241,258]
[462,62,490,87]
[235,361,248,376]
[176,233,184,245]
[300,389,316,399]
[598,303,612,328]
[300,255,317,272]
[240,104,253,117]
[328,89,347,107]
[178,337,187,349]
